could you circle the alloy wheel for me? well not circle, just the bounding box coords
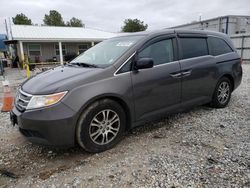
[89,109,120,145]
[217,81,230,104]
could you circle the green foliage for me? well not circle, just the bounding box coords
[12,13,32,25]
[66,17,84,27]
[121,18,148,32]
[43,10,65,26]
[13,10,84,28]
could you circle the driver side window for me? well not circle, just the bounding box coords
[138,39,174,66]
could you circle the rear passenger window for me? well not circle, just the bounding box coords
[180,38,208,59]
[208,37,233,56]
[138,39,174,66]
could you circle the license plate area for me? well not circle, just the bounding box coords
[10,111,18,126]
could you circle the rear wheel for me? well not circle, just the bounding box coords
[210,77,232,108]
[76,99,126,153]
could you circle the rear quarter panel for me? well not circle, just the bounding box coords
[214,52,242,91]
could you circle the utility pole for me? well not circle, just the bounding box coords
[199,13,203,30]
[8,17,13,40]
[4,19,9,39]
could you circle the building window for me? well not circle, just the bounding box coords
[28,44,41,56]
[55,44,66,56]
[78,44,89,54]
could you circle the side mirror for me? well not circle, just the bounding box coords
[135,58,154,70]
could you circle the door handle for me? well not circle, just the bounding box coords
[170,72,182,78]
[182,69,192,77]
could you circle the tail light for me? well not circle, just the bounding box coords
[240,58,243,65]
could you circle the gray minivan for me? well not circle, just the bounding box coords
[10,29,242,152]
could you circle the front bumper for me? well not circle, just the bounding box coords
[10,102,77,147]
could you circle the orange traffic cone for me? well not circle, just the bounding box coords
[1,85,14,112]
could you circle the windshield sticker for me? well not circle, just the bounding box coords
[116,41,134,47]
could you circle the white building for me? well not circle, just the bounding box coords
[5,25,117,63]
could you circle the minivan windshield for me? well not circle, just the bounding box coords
[70,35,143,68]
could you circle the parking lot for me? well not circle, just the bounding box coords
[0,65,249,187]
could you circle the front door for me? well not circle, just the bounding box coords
[131,37,181,121]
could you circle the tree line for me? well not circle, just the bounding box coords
[13,10,84,27]
[12,10,148,32]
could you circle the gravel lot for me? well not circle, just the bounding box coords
[0,65,249,188]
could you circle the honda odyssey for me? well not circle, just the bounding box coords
[10,29,242,152]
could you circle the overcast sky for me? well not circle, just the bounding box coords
[0,0,249,34]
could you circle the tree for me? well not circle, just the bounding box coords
[121,18,148,32]
[67,17,84,27]
[43,10,65,26]
[12,13,32,25]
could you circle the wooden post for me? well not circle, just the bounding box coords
[59,42,63,65]
[19,41,24,65]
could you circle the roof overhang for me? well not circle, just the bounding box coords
[10,38,107,42]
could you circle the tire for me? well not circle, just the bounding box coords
[76,99,126,153]
[210,77,232,108]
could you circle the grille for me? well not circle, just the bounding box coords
[15,89,32,112]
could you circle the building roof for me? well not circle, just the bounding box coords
[0,34,7,51]
[170,15,250,29]
[10,25,117,42]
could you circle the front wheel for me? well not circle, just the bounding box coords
[76,99,126,153]
[210,77,232,108]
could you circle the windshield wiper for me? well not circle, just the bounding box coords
[69,62,99,68]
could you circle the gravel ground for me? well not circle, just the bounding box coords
[0,65,249,188]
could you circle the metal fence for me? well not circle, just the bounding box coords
[230,33,250,64]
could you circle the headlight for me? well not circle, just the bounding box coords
[26,91,68,110]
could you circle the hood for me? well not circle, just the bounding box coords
[22,66,102,95]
